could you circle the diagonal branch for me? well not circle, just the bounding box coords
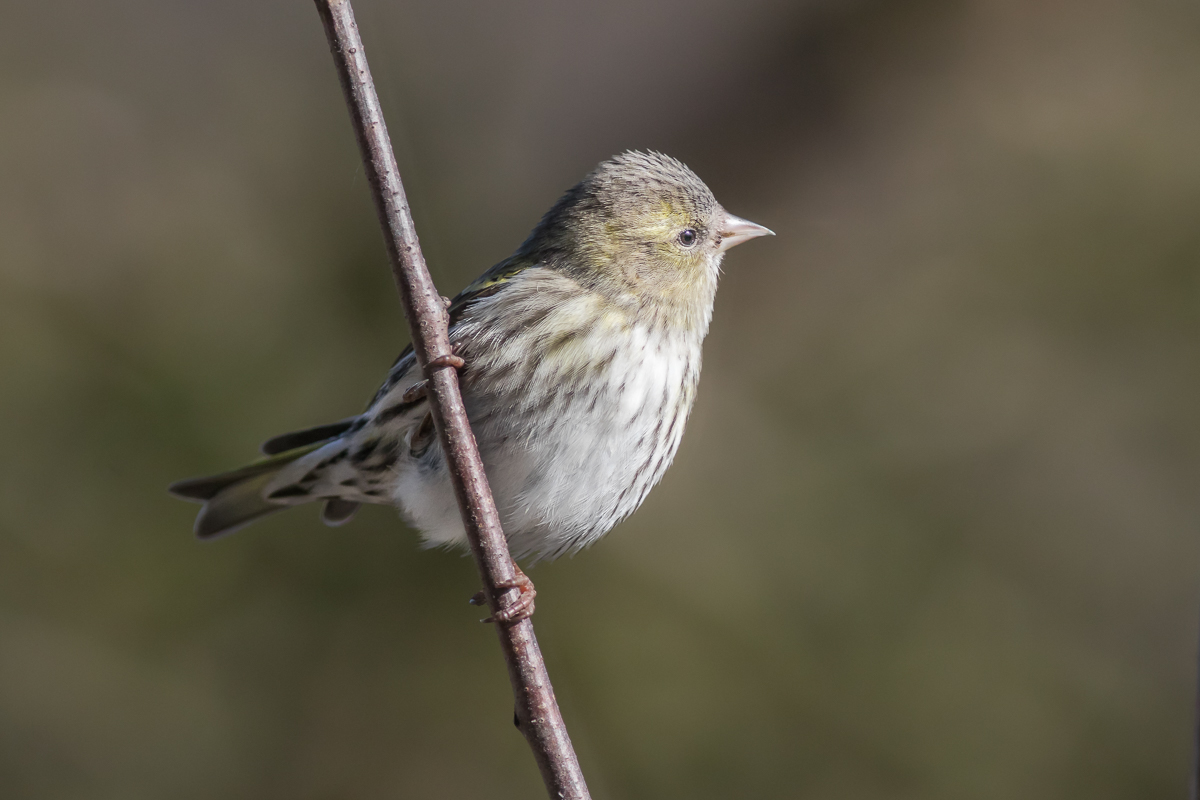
[312,2,590,797]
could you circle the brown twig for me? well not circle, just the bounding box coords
[312,2,590,798]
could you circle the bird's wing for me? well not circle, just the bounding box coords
[365,254,537,409]
[446,254,536,327]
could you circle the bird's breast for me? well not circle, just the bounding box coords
[463,315,702,559]
[441,270,709,559]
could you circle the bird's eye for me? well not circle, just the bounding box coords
[678,229,698,247]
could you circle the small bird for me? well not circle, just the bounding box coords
[170,151,771,612]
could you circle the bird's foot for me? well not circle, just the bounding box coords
[469,568,537,624]
[410,349,464,398]
[426,353,465,371]
[401,380,427,404]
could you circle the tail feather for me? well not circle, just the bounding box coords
[169,448,318,501]
[260,417,360,455]
[169,444,324,539]
[194,470,287,539]
[321,498,361,526]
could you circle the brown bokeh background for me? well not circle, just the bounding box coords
[2,1,1198,797]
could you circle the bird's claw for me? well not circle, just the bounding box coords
[409,347,465,399]
[470,569,537,624]
[426,341,465,374]
[401,380,428,404]
[426,353,465,371]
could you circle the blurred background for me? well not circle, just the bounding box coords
[1,0,1198,797]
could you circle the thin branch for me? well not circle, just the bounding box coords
[312,2,590,798]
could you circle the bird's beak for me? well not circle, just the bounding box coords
[718,213,774,252]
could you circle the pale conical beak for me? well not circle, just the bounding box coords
[718,212,774,252]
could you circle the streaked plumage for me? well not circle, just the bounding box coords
[170,151,772,562]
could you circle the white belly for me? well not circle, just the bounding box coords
[393,323,701,562]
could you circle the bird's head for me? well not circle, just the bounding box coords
[521,152,772,310]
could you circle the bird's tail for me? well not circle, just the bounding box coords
[168,446,323,538]
[169,416,365,539]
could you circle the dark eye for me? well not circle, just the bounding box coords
[678,229,698,247]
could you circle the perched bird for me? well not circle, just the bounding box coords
[170,151,771,584]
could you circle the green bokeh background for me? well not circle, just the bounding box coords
[2,1,1198,797]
